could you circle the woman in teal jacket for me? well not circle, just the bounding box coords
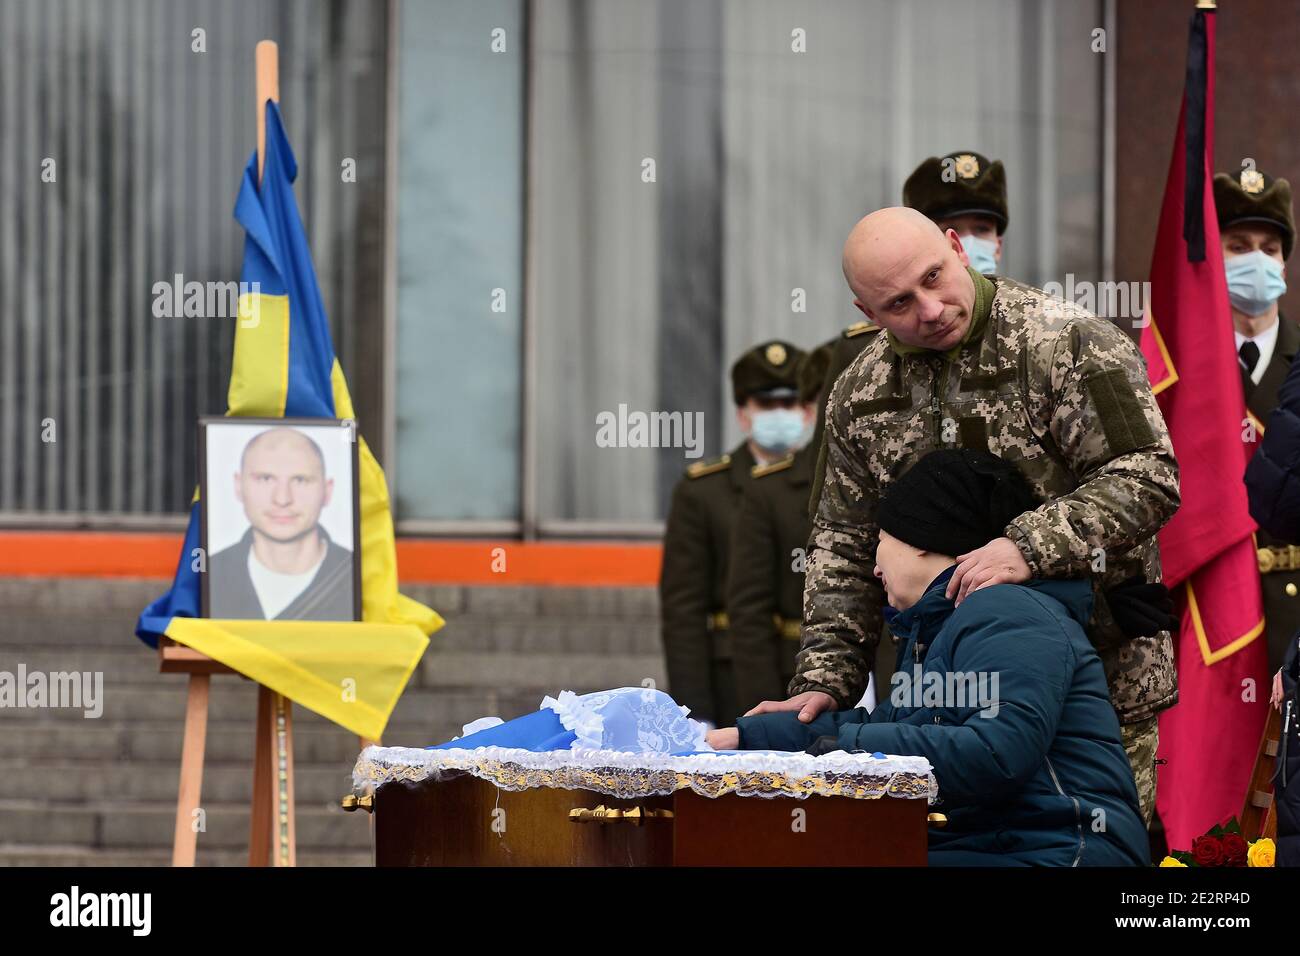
[722,449,1150,866]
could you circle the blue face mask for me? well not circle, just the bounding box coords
[1224,250,1287,316]
[960,234,999,275]
[750,408,806,455]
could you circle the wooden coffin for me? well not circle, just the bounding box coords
[368,771,929,866]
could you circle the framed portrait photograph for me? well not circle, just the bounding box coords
[198,416,361,621]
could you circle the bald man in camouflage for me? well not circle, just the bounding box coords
[747,207,1180,824]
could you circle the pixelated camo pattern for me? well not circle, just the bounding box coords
[792,277,1180,723]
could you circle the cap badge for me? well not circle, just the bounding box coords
[765,343,787,366]
[1241,169,1266,195]
[953,154,981,180]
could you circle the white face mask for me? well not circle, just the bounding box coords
[959,234,999,275]
[1224,249,1287,316]
[749,408,806,454]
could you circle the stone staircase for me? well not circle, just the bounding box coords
[0,576,664,866]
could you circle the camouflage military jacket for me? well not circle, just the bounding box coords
[791,274,1181,723]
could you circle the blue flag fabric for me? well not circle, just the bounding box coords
[137,100,442,647]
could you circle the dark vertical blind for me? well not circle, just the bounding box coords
[0,0,388,519]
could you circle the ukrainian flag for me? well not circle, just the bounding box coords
[137,101,442,741]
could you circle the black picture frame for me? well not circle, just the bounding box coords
[197,416,362,621]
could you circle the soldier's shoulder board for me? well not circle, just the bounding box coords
[751,455,795,478]
[843,321,881,339]
[686,454,731,479]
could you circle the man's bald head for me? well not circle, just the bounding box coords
[240,427,326,479]
[842,207,947,294]
[841,206,977,352]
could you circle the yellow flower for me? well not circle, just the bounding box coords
[1247,839,1275,867]
[1159,856,1188,867]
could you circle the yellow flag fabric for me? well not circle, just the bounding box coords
[224,296,441,634]
[167,618,428,741]
[142,105,442,741]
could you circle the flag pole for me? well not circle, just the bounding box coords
[255,40,279,185]
[247,39,296,867]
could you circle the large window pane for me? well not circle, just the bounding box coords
[529,0,1104,526]
[393,0,524,522]
[0,0,387,519]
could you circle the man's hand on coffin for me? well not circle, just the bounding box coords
[946,536,1030,606]
[742,690,836,723]
[705,727,740,750]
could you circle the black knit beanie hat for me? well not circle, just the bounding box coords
[877,449,1040,556]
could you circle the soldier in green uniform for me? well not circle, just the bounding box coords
[1215,167,1299,674]
[727,342,831,713]
[904,150,1009,276]
[748,207,1180,825]
[660,340,807,726]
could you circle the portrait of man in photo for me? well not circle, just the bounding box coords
[203,422,359,621]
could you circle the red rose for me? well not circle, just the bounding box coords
[1221,833,1248,866]
[1192,835,1224,867]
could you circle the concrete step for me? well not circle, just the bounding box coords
[0,798,373,850]
[0,613,662,658]
[0,843,369,866]
[0,679,503,732]
[0,645,666,697]
[0,714,520,761]
[0,671,639,738]
[0,759,364,806]
[418,650,666,690]
[0,578,172,616]
[0,579,658,635]
[0,720,374,763]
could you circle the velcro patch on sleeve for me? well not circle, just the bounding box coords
[958,415,989,451]
[1085,367,1156,455]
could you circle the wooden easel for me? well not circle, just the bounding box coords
[160,638,298,866]
[1240,700,1284,843]
[163,40,295,869]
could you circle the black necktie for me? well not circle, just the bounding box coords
[1240,340,1261,377]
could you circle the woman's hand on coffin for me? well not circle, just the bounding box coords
[742,690,836,723]
[705,727,740,750]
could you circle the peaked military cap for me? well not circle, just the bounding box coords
[1214,168,1295,260]
[903,150,1009,234]
[731,339,804,404]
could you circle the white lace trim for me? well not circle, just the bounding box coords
[539,691,606,749]
[352,744,937,803]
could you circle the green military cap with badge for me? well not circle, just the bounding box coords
[730,339,804,405]
[903,150,1009,234]
[1213,167,1295,260]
